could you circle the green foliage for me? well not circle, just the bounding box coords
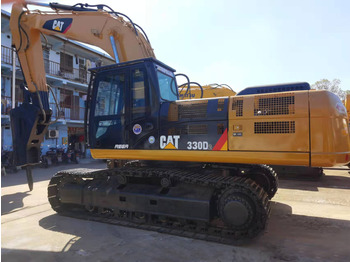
[311,79,345,100]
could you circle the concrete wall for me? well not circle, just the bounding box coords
[1,76,11,97]
[1,32,12,47]
[50,49,60,63]
[1,127,12,148]
[41,125,68,154]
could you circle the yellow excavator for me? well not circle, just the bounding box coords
[10,1,350,244]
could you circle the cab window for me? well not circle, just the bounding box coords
[157,70,177,101]
[132,69,148,119]
[94,73,125,116]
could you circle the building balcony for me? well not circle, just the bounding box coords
[53,106,85,121]
[44,59,91,85]
[1,45,91,85]
[2,45,88,122]
[2,98,85,122]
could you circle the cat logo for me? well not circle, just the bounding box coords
[43,18,73,34]
[52,20,65,32]
[160,135,180,149]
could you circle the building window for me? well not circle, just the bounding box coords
[60,53,73,73]
[78,58,87,82]
[79,92,87,120]
[43,47,50,73]
[15,82,24,106]
[60,89,73,108]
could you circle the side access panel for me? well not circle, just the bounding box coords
[228,92,310,166]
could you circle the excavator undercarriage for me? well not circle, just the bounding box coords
[48,163,276,244]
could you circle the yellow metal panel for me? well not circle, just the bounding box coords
[311,153,350,167]
[345,94,350,114]
[309,90,350,166]
[179,85,236,100]
[91,149,309,166]
[228,91,309,152]
[228,119,309,152]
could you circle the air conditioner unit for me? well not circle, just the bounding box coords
[47,130,59,139]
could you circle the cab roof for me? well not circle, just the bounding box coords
[89,57,176,73]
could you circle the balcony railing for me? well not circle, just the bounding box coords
[1,96,12,115]
[54,107,86,121]
[1,45,20,66]
[1,45,91,85]
[44,59,91,84]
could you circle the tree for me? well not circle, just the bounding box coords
[312,79,345,100]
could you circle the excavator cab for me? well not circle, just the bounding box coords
[87,58,178,150]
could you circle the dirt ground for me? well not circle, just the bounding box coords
[2,161,350,262]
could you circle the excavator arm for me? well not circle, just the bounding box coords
[9,1,155,169]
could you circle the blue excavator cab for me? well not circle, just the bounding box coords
[86,58,178,150]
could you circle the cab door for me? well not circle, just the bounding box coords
[89,70,128,149]
[128,67,158,149]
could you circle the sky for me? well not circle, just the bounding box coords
[2,0,350,92]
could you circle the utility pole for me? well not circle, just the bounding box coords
[11,47,16,109]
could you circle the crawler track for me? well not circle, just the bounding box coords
[48,167,271,245]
